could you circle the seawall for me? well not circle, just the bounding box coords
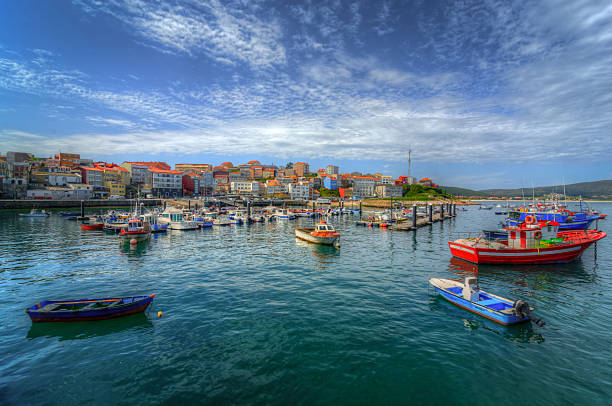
[0,199,163,210]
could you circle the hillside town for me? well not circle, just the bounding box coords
[0,151,440,201]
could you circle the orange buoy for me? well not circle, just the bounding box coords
[158,311,163,318]
[525,215,536,224]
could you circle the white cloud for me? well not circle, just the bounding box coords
[75,0,286,69]
[2,0,612,168]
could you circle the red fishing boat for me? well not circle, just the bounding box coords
[119,218,151,244]
[81,222,104,230]
[449,216,606,264]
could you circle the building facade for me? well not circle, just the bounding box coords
[375,185,403,198]
[287,182,313,200]
[325,165,339,175]
[292,162,310,177]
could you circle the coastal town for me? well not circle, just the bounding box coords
[0,151,441,201]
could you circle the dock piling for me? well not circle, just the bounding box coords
[80,200,85,217]
[428,204,433,223]
[412,205,417,228]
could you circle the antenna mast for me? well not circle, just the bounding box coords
[408,148,411,179]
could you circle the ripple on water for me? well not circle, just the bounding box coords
[1,207,612,405]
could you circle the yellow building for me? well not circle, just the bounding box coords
[105,181,126,197]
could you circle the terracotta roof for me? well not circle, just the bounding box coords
[150,167,182,175]
[80,166,104,172]
[420,178,432,182]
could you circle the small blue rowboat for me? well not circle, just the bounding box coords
[429,278,544,326]
[25,294,155,322]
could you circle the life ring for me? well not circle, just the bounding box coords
[534,231,542,240]
[525,215,536,224]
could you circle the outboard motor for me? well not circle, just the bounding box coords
[463,277,480,302]
[512,300,546,327]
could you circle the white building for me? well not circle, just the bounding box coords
[352,177,377,197]
[231,181,262,195]
[287,182,313,200]
[377,175,394,185]
[151,169,182,197]
[26,184,93,200]
[375,185,403,198]
[325,165,339,175]
[48,173,82,186]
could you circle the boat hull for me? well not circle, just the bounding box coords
[295,228,339,246]
[26,295,155,322]
[449,230,606,264]
[120,231,151,242]
[429,279,529,325]
[81,223,104,230]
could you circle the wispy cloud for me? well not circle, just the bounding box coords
[74,0,286,69]
[2,0,612,170]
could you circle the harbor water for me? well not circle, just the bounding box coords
[1,204,611,405]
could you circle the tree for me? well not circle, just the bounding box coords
[285,162,293,169]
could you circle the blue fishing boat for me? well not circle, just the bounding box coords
[506,210,598,230]
[429,277,544,326]
[26,294,155,322]
[482,229,507,240]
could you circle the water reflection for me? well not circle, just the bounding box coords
[119,240,151,257]
[429,296,544,344]
[26,312,154,341]
[295,238,339,269]
[461,318,545,344]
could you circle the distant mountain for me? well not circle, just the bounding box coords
[441,180,612,200]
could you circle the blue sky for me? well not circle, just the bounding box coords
[1,0,611,189]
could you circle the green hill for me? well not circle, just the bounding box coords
[442,180,612,200]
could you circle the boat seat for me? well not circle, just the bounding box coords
[108,301,123,307]
[475,299,500,306]
[40,304,60,312]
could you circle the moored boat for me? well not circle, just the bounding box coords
[81,222,104,230]
[295,220,340,246]
[19,209,50,218]
[25,294,155,322]
[119,218,151,243]
[450,217,606,264]
[429,277,544,326]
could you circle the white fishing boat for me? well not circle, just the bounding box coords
[158,207,199,230]
[19,209,50,218]
[274,208,296,220]
[295,220,340,246]
[212,217,231,226]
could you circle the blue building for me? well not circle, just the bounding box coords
[323,177,338,190]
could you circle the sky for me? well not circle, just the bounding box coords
[1,0,611,189]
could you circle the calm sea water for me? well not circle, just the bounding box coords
[1,204,611,405]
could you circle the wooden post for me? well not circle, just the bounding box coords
[188,199,191,210]
[359,200,362,218]
[80,200,85,217]
[247,201,251,217]
[412,205,417,228]
[428,204,433,223]
[440,203,444,219]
